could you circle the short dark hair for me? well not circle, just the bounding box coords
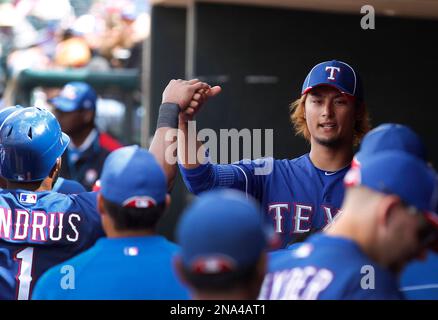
[101,196,165,231]
[180,263,259,292]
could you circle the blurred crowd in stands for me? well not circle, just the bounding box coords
[0,0,149,107]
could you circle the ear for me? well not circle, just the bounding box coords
[303,98,307,120]
[97,193,107,217]
[48,157,62,180]
[376,194,401,228]
[254,252,268,288]
[173,255,189,287]
[83,110,95,124]
[165,194,171,210]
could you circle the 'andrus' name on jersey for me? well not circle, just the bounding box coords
[0,207,80,242]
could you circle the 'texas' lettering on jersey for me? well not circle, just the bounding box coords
[268,203,341,233]
[0,207,80,242]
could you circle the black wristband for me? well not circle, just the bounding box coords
[157,103,180,128]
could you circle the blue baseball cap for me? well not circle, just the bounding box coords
[302,60,363,101]
[50,82,97,112]
[177,189,268,274]
[354,123,427,166]
[100,146,167,208]
[345,150,438,228]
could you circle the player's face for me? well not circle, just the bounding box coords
[304,86,356,148]
[384,204,437,273]
[53,109,88,135]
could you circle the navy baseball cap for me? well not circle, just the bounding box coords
[100,145,167,208]
[354,123,427,166]
[50,82,97,112]
[177,189,268,274]
[345,150,438,228]
[302,60,363,101]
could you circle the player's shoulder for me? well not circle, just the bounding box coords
[38,241,99,285]
[272,234,369,271]
[53,178,86,194]
[32,263,64,299]
[157,237,181,254]
[0,189,70,206]
[272,153,313,172]
[305,234,371,265]
[287,153,312,167]
[68,191,98,205]
[340,267,402,300]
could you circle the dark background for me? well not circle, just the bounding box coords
[150,2,438,240]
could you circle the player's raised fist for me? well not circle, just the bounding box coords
[162,79,210,109]
[182,85,222,121]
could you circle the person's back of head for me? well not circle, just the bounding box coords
[333,150,438,274]
[0,106,69,189]
[0,105,24,188]
[98,145,168,236]
[175,189,269,300]
[353,123,427,167]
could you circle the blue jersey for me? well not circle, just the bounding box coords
[32,236,190,300]
[0,189,104,300]
[52,177,86,194]
[179,154,349,248]
[400,252,438,299]
[259,234,403,300]
[267,243,301,273]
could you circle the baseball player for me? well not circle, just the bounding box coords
[0,107,104,300]
[268,123,438,300]
[0,105,86,195]
[32,146,190,300]
[259,150,438,299]
[50,81,123,191]
[174,189,268,300]
[349,127,438,299]
[0,78,205,299]
[154,60,370,248]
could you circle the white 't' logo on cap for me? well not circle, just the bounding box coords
[325,66,341,80]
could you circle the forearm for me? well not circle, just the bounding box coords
[179,158,249,195]
[149,127,178,191]
[153,78,220,188]
[149,103,180,191]
[177,116,206,169]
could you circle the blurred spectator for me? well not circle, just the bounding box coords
[50,81,123,190]
[54,28,91,68]
[98,4,145,69]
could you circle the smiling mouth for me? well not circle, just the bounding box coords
[319,123,337,129]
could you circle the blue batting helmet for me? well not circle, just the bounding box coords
[0,107,70,181]
[0,105,24,128]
